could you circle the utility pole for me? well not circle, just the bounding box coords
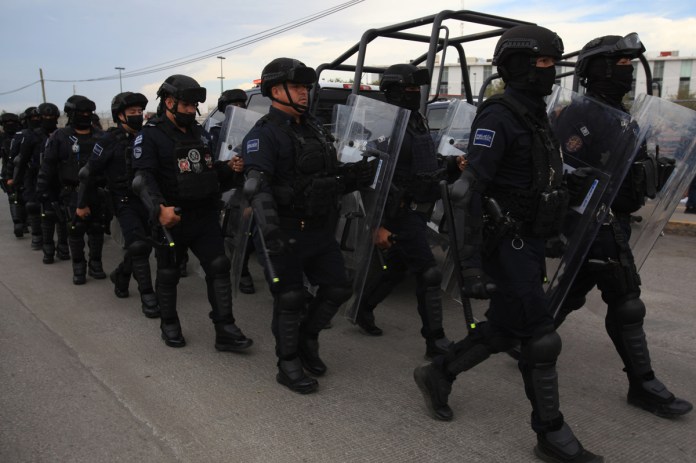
[115,67,125,93]
[39,68,46,103]
[217,56,225,94]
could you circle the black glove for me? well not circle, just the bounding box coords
[264,227,294,256]
[461,267,497,299]
[565,167,597,207]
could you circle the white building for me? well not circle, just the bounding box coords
[428,52,696,101]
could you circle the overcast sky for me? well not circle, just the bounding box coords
[1,0,695,115]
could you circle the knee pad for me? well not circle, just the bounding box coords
[70,220,87,236]
[420,265,442,287]
[127,240,152,258]
[522,330,562,365]
[317,284,353,305]
[208,255,231,275]
[157,267,180,286]
[26,201,41,215]
[610,297,646,326]
[276,289,306,312]
[87,221,104,235]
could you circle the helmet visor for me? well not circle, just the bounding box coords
[287,66,317,85]
[179,87,207,103]
[612,33,646,56]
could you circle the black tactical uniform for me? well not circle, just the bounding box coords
[554,34,692,418]
[132,74,252,352]
[414,26,602,463]
[13,106,47,250]
[242,58,368,394]
[77,92,159,318]
[38,96,106,285]
[1,112,27,237]
[355,63,458,359]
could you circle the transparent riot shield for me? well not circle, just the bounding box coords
[217,105,263,161]
[217,105,263,297]
[203,108,226,133]
[334,95,410,321]
[427,99,479,297]
[628,94,696,269]
[543,86,646,317]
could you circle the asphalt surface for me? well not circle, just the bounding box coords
[1,198,695,463]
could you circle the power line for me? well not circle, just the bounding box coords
[45,0,363,83]
[0,80,40,96]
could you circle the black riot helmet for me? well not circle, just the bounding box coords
[492,25,564,96]
[64,95,96,115]
[110,92,148,122]
[38,102,60,118]
[0,113,20,134]
[380,63,430,111]
[0,113,20,124]
[20,106,40,121]
[218,89,247,112]
[575,33,645,95]
[493,25,564,66]
[260,58,316,97]
[157,74,206,104]
[379,64,430,91]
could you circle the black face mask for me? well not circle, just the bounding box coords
[174,111,196,127]
[41,118,58,133]
[531,66,557,96]
[386,87,421,111]
[587,60,634,100]
[125,115,144,131]
[72,113,92,130]
[28,118,41,129]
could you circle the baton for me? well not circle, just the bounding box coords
[439,180,477,332]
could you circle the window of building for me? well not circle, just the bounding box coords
[438,67,449,95]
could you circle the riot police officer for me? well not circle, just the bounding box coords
[3,110,34,237]
[34,103,70,264]
[1,114,22,230]
[211,88,248,156]
[242,58,369,393]
[38,96,106,284]
[354,63,459,360]
[75,92,160,318]
[132,74,252,351]
[553,34,692,418]
[12,105,53,251]
[414,26,602,462]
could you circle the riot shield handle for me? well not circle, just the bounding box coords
[439,180,477,332]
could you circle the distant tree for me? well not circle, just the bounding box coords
[671,88,696,112]
[484,78,505,98]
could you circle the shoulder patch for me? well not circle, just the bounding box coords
[93,144,104,157]
[564,135,583,153]
[246,139,259,153]
[133,146,142,159]
[134,134,143,146]
[473,128,495,148]
[579,126,590,137]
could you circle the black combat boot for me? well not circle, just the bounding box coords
[413,363,454,421]
[627,375,693,418]
[535,423,604,463]
[87,234,106,279]
[297,336,326,376]
[110,263,130,298]
[277,358,318,394]
[238,273,255,294]
[207,272,252,352]
[140,292,160,319]
[72,260,87,285]
[56,222,70,260]
[157,269,185,347]
[355,309,383,336]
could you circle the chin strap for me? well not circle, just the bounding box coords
[269,82,308,114]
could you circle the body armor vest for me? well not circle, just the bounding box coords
[158,121,218,202]
[263,113,340,219]
[480,94,567,237]
[58,129,99,186]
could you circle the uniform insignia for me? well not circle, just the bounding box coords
[93,144,104,157]
[133,147,142,159]
[72,143,80,153]
[580,126,590,137]
[205,154,213,168]
[178,159,191,172]
[565,135,583,153]
[134,134,143,146]
[188,149,201,163]
[473,128,495,148]
[246,139,259,153]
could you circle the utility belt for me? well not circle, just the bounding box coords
[403,200,435,216]
[278,216,327,231]
[485,186,568,239]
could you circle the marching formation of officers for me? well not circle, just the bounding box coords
[0,24,692,463]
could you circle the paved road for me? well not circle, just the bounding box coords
[1,198,694,463]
